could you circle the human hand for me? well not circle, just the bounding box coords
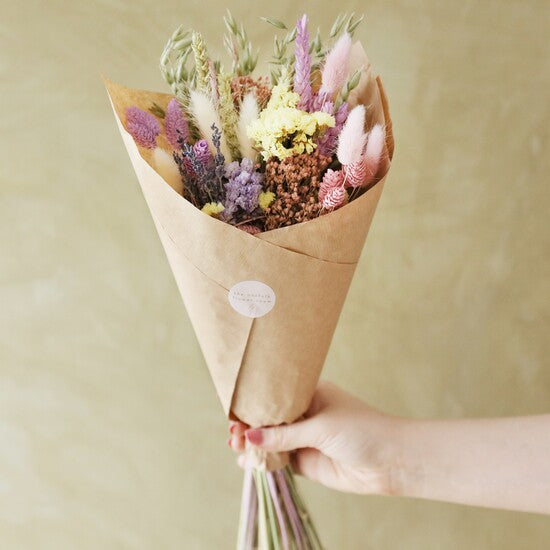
[228,381,403,496]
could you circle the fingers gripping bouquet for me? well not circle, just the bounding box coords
[106,11,393,549]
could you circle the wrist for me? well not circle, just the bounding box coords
[382,417,423,498]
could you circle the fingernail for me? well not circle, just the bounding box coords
[245,428,263,445]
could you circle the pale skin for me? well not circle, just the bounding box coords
[229,382,550,515]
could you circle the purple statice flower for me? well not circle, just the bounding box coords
[125,106,160,149]
[222,158,263,222]
[294,14,313,112]
[193,139,212,165]
[165,98,189,149]
[317,101,349,156]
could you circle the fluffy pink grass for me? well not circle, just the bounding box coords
[336,105,367,166]
[320,33,352,96]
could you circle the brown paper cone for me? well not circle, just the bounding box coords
[104,42,393,427]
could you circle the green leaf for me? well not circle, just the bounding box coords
[149,102,165,118]
[347,14,365,34]
[330,13,345,37]
[260,16,287,30]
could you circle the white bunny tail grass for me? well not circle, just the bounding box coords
[188,89,231,159]
[238,93,260,161]
[152,147,183,194]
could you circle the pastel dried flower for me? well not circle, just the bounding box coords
[223,158,264,222]
[336,104,367,166]
[293,15,313,111]
[193,139,212,165]
[189,90,231,159]
[152,147,183,194]
[237,93,260,161]
[319,168,344,202]
[164,98,189,149]
[322,185,347,210]
[317,101,348,156]
[125,106,160,149]
[264,150,331,229]
[247,81,335,160]
[258,191,275,210]
[238,224,262,235]
[231,75,271,108]
[319,33,352,96]
[363,124,385,180]
[343,158,369,188]
[201,202,225,217]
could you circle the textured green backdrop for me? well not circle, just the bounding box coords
[1,1,549,548]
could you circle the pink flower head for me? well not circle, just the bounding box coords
[165,98,189,149]
[319,168,344,202]
[193,139,212,164]
[125,106,160,149]
[322,185,347,210]
[343,157,369,188]
[320,33,352,96]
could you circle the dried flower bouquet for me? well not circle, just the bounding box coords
[105,11,393,549]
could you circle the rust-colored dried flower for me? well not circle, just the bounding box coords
[231,75,271,109]
[264,150,331,230]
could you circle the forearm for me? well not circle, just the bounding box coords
[392,415,550,514]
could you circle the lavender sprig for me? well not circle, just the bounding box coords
[211,123,226,196]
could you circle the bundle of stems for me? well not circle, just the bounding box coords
[237,465,323,550]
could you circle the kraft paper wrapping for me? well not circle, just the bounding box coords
[105,42,394,428]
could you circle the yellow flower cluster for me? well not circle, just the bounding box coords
[258,191,275,210]
[247,82,335,160]
[201,202,225,217]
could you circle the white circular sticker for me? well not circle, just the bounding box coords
[228,280,276,318]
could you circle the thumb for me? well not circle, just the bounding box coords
[245,419,321,452]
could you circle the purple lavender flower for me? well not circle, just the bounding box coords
[223,158,264,222]
[294,14,313,112]
[317,101,349,156]
[211,124,226,192]
[193,139,212,165]
[125,106,160,149]
[165,98,189,149]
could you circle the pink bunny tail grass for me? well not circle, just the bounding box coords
[319,168,344,202]
[238,224,261,235]
[165,99,189,149]
[363,123,385,179]
[294,14,313,111]
[319,32,352,96]
[336,104,367,166]
[322,185,347,210]
[125,106,160,149]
